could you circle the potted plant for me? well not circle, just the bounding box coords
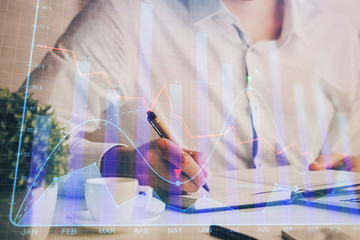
[0,88,68,236]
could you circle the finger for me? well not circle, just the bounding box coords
[182,149,208,177]
[309,154,347,170]
[308,162,321,171]
[343,156,360,172]
[145,161,201,193]
[343,156,353,171]
[156,139,206,188]
[351,157,360,173]
[168,162,204,192]
[180,178,203,192]
[309,155,329,170]
[137,139,202,193]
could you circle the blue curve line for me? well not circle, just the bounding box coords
[15,118,179,221]
[10,0,40,226]
[17,177,57,225]
[17,163,102,224]
[14,85,313,221]
[251,87,312,175]
[181,86,313,184]
[17,106,246,220]
[180,87,248,184]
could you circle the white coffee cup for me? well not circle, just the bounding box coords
[85,177,153,222]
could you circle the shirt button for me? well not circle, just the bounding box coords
[248,47,256,53]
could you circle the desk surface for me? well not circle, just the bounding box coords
[42,196,360,239]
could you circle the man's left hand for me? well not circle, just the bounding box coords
[309,154,360,173]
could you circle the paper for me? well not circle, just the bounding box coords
[168,166,360,211]
[216,166,360,191]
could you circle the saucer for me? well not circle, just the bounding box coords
[66,195,165,227]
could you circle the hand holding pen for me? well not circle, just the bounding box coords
[101,110,209,194]
[147,111,210,193]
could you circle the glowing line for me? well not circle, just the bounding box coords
[15,119,179,221]
[16,163,97,224]
[17,46,317,197]
[38,46,314,155]
[35,45,237,139]
[18,176,298,226]
[10,0,40,225]
[33,45,316,159]
[14,117,312,222]
[33,47,313,152]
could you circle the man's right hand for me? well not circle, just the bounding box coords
[101,138,207,194]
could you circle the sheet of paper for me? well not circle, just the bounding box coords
[172,177,293,210]
[215,166,360,191]
[168,167,360,211]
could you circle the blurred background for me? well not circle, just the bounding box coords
[0,0,359,92]
[0,0,88,91]
[0,0,360,239]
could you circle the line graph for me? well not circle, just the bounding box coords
[5,0,360,231]
[10,0,41,227]
[22,161,355,227]
[32,46,315,177]
[17,162,303,226]
[34,45,314,156]
[12,45,319,224]
[38,45,316,162]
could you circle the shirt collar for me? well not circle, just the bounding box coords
[188,0,225,25]
[188,0,306,42]
[281,0,306,43]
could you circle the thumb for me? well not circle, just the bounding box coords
[309,154,346,171]
[182,149,208,177]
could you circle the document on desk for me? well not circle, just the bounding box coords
[167,166,360,213]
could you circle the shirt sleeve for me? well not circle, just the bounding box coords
[325,24,360,158]
[19,0,130,196]
[347,37,360,158]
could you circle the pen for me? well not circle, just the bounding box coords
[210,225,258,240]
[147,110,210,193]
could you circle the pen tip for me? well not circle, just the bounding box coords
[203,183,210,193]
[147,111,157,121]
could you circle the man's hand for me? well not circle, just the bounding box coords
[101,138,207,194]
[309,154,360,173]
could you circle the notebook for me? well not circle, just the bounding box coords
[166,166,360,213]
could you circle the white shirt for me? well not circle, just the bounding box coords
[314,0,360,32]
[24,0,360,177]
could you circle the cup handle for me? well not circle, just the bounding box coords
[137,185,153,210]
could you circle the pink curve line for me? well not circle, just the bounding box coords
[233,128,313,159]
[35,45,314,160]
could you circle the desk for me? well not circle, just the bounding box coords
[43,196,360,239]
